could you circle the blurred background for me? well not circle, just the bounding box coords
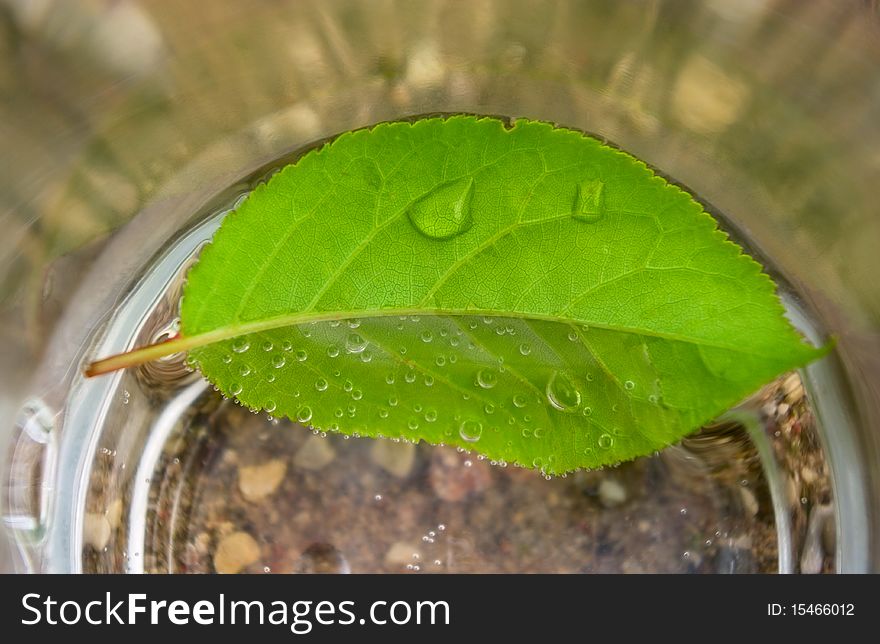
[1,0,879,572]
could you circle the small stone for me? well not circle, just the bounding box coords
[238,458,287,502]
[214,531,260,574]
[83,513,111,550]
[822,508,836,555]
[385,541,421,568]
[293,435,336,471]
[801,504,834,574]
[371,440,416,478]
[782,373,804,404]
[292,542,350,574]
[800,466,818,485]
[739,487,759,517]
[598,478,627,508]
[429,448,491,502]
[105,498,123,528]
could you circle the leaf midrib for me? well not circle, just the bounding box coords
[184,307,782,358]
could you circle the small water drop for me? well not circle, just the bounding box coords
[459,419,483,442]
[221,354,232,364]
[296,406,313,423]
[476,368,498,389]
[327,345,340,358]
[261,341,274,352]
[352,389,363,401]
[598,433,614,449]
[315,378,329,392]
[545,370,581,412]
[271,355,286,369]
[265,400,277,413]
[385,373,396,385]
[407,177,475,240]
[512,394,528,408]
[239,365,252,377]
[572,178,606,223]
[435,355,446,367]
[281,341,293,352]
[295,349,308,362]
[624,380,635,390]
[231,338,250,354]
[405,371,417,384]
[345,333,368,354]
[229,383,243,396]
[518,343,532,356]
[420,330,434,343]
[424,409,438,422]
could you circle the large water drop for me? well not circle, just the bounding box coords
[407,177,475,240]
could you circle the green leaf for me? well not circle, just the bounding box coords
[177,115,824,473]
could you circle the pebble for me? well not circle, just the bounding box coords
[213,531,260,574]
[370,440,416,478]
[83,513,111,550]
[800,504,834,574]
[293,435,336,471]
[428,448,491,502]
[800,466,818,485]
[781,373,804,404]
[293,542,351,574]
[238,458,287,502]
[385,541,422,567]
[598,478,628,508]
[105,498,123,529]
[739,487,759,517]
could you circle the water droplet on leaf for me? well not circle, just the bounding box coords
[572,178,606,223]
[407,177,475,240]
[459,419,483,442]
[545,370,581,412]
[345,333,367,354]
[476,368,498,389]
